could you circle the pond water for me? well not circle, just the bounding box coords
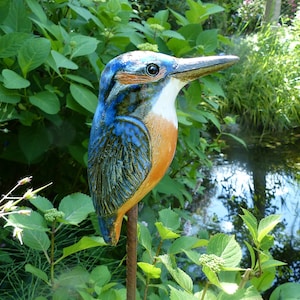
[189,137,300,285]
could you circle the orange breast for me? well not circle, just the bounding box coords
[113,113,178,240]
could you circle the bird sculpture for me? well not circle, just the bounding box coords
[88,51,238,246]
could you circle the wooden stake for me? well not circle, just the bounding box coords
[126,204,138,300]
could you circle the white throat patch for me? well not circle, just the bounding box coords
[150,77,186,129]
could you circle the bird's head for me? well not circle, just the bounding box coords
[97,51,239,127]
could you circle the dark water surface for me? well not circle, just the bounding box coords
[190,138,300,287]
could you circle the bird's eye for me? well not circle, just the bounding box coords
[146,63,160,76]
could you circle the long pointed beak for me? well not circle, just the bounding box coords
[172,55,239,82]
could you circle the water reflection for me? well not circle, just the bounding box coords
[190,142,300,284]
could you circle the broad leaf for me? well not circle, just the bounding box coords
[70,83,98,113]
[138,222,152,253]
[59,193,94,225]
[51,50,78,70]
[257,215,281,243]
[240,209,258,241]
[30,196,54,212]
[0,85,21,103]
[2,69,30,89]
[270,282,300,300]
[58,236,106,263]
[155,222,180,240]
[169,286,199,300]
[7,210,48,231]
[25,263,48,283]
[137,262,161,279]
[0,32,31,58]
[90,265,111,287]
[29,91,60,114]
[158,208,180,230]
[22,229,50,251]
[168,236,200,254]
[65,74,93,87]
[160,254,193,293]
[3,0,32,33]
[18,38,51,76]
[69,34,99,58]
[207,234,242,268]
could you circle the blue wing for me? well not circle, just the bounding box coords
[88,116,151,242]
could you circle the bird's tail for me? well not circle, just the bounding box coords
[98,214,121,246]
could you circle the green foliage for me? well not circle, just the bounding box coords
[221,23,300,134]
[1,178,299,299]
[0,0,234,205]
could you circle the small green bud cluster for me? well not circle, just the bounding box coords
[199,254,225,272]
[137,43,159,52]
[149,24,165,32]
[44,208,65,222]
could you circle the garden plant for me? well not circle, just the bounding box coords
[0,0,299,299]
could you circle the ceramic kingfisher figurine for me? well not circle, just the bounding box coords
[88,51,238,245]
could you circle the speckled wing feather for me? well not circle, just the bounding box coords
[88,116,151,219]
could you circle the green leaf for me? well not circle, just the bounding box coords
[25,263,48,283]
[50,50,78,70]
[202,265,221,288]
[261,259,286,270]
[251,267,275,292]
[3,0,32,32]
[162,30,185,40]
[22,228,50,251]
[18,38,51,76]
[55,266,89,288]
[57,236,106,263]
[25,0,48,23]
[138,262,161,279]
[196,29,218,53]
[158,208,180,230]
[168,236,200,254]
[270,282,300,300]
[0,32,32,58]
[69,34,99,58]
[184,249,202,265]
[244,240,256,269]
[0,85,21,103]
[18,124,51,162]
[257,214,281,243]
[70,83,98,113]
[29,91,60,114]
[240,209,258,241]
[155,222,180,240]
[217,286,263,300]
[65,74,93,87]
[58,193,94,225]
[160,254,193,293]
[90,265,111,287]
[7,210,48,231]
[138,222,152,253]
[169,286,199,300]
[207,234,242,268]
[30,196,54,212]
[2,69,30,89]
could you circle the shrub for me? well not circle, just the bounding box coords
[221,23,300,134]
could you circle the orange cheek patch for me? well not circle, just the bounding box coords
[116,69,166,85]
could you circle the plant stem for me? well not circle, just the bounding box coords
[200,281,209,300]
[143,277,150,300]
[126,204,138,300]
[50,222,56,285]
[239,268,252,289]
